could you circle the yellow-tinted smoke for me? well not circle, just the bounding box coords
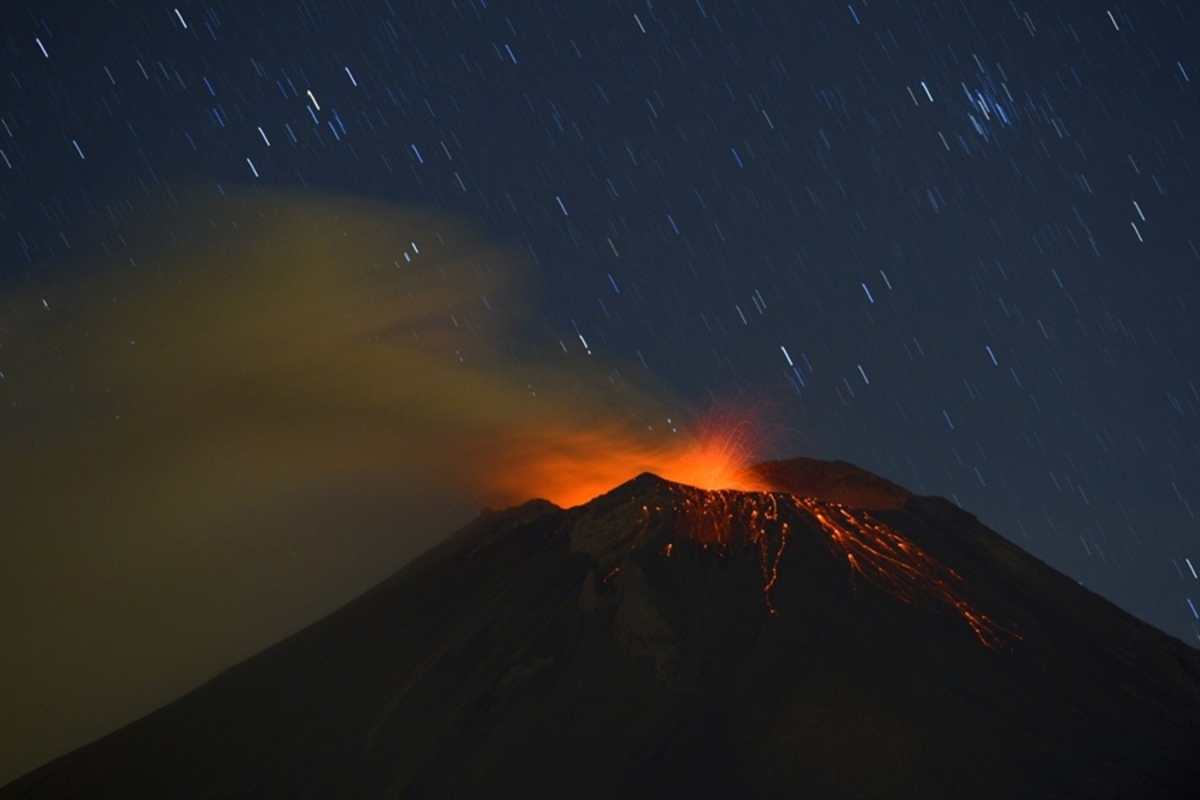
[0,189,761,783]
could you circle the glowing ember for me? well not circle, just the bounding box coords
[792,497,1017,649]
[671,488,790,614]
[653,484,1018,650]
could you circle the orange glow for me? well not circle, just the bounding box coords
[482,412,773,509]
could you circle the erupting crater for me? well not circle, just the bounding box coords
[573,456,1019,650]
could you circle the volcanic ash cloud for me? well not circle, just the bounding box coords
[0,188,720,783]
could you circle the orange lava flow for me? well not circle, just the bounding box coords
[671,488,790,614]
[659,486,1017,650]
[793,498,1017,649]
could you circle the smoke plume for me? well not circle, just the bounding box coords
[0,189,769,782]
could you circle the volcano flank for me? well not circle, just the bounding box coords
[4,457,1198,798]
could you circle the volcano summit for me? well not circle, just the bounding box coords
[4,458,1197,798]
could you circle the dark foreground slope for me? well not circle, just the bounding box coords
[5,458,1199,798]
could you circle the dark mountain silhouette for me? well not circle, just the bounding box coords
[4,457,1198,798]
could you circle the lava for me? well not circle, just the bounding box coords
[656,485,1018,649]
[796,497,1017,648]
[671,488,790,614]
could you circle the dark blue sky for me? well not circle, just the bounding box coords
[3,0,1196,645]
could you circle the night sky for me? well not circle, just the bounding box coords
[1,0,1197,782]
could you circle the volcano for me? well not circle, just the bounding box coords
[3,457,1198,798]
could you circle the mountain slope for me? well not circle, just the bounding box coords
[4,458,1198,798]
